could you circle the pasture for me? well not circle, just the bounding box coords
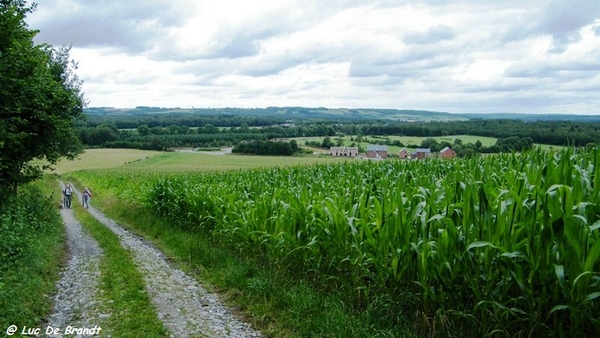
[293,134,565,155]
[294,134,497,147]
[293,134,498,156]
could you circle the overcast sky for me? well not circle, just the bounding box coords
[26,0,600,114]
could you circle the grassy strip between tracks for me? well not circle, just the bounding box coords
[68,186,167,337]
[69,187,412,338]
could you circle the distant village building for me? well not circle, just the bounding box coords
[413,148,431,159]
[330,146,358,157]
[439,146,456,159]
[366,145,388,158]
[398,148,410,159]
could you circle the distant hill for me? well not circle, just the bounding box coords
[84,106,467,122]
[84,106,600,122]
[452,112,600,122]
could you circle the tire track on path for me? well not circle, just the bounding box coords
[69,184,262,338]
[43,182,106,337]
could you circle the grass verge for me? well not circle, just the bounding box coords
[82,193,411,337]
[0,177,65,336]
[66,179,167,337]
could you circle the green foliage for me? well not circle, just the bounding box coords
[495,136,534,152]
[321,136,333,148]
[78,124,119,146]
[232,140,301,156]
[0,0,85,197]
[0,183,64,328]
[0,186,59,263]
[73,181,410,337]
[421,137,438,148]
[77,147,600,336]
[75,110,600,153]
[137,124,150,136]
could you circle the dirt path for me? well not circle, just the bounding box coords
[174,147,233,155]
[66,184,262,337]
[43,183,107,337]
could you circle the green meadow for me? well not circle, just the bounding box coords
[294,134,495,146]
[293,134,496,156]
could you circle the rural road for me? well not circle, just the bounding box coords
[43,183,106,337]
[45,182,261,337]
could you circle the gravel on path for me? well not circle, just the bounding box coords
[42,182,107,337]
[69,184,262,338]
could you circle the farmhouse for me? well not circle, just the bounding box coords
[413,148,431,159]
[439,146,456,159]
[366,145,388,158]
[330,146,358,157]
[398,148,410,159]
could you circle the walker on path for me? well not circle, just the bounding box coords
[62,184,73,209]
[82,187,92,209]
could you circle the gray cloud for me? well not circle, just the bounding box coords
[464,82,537,93]
[29,0,191,52]
[348,54,455,82]
[403,25,456,44]
[538,1,600,53]
[348,40,461,80]
[500,1,600,53]
[206,34,262,59]
[238,55,312,77]
[505,57,600,78]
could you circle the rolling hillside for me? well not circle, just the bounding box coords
[85,106,600,122]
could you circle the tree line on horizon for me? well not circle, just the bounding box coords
[75,114,598,154]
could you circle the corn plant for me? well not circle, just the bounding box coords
[72,147,600,336]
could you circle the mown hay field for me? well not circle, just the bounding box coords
[48,148,351,174]
[47,148,163,174]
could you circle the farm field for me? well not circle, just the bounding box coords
[294,134,565,155]
[70,147,600,337]
[294,134,496,146]
[48,148,351,174]
[47,148,163,174]
[45,138,566,176]
[379,134,498,147]
[294,134,496,156]
[125,151,351,172]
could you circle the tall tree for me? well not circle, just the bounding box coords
[0,0,85,197]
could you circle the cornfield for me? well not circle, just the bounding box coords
[75,148,600,336]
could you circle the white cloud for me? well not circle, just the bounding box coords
[23,0,600,114]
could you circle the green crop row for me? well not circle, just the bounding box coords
[73,148,600,336]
